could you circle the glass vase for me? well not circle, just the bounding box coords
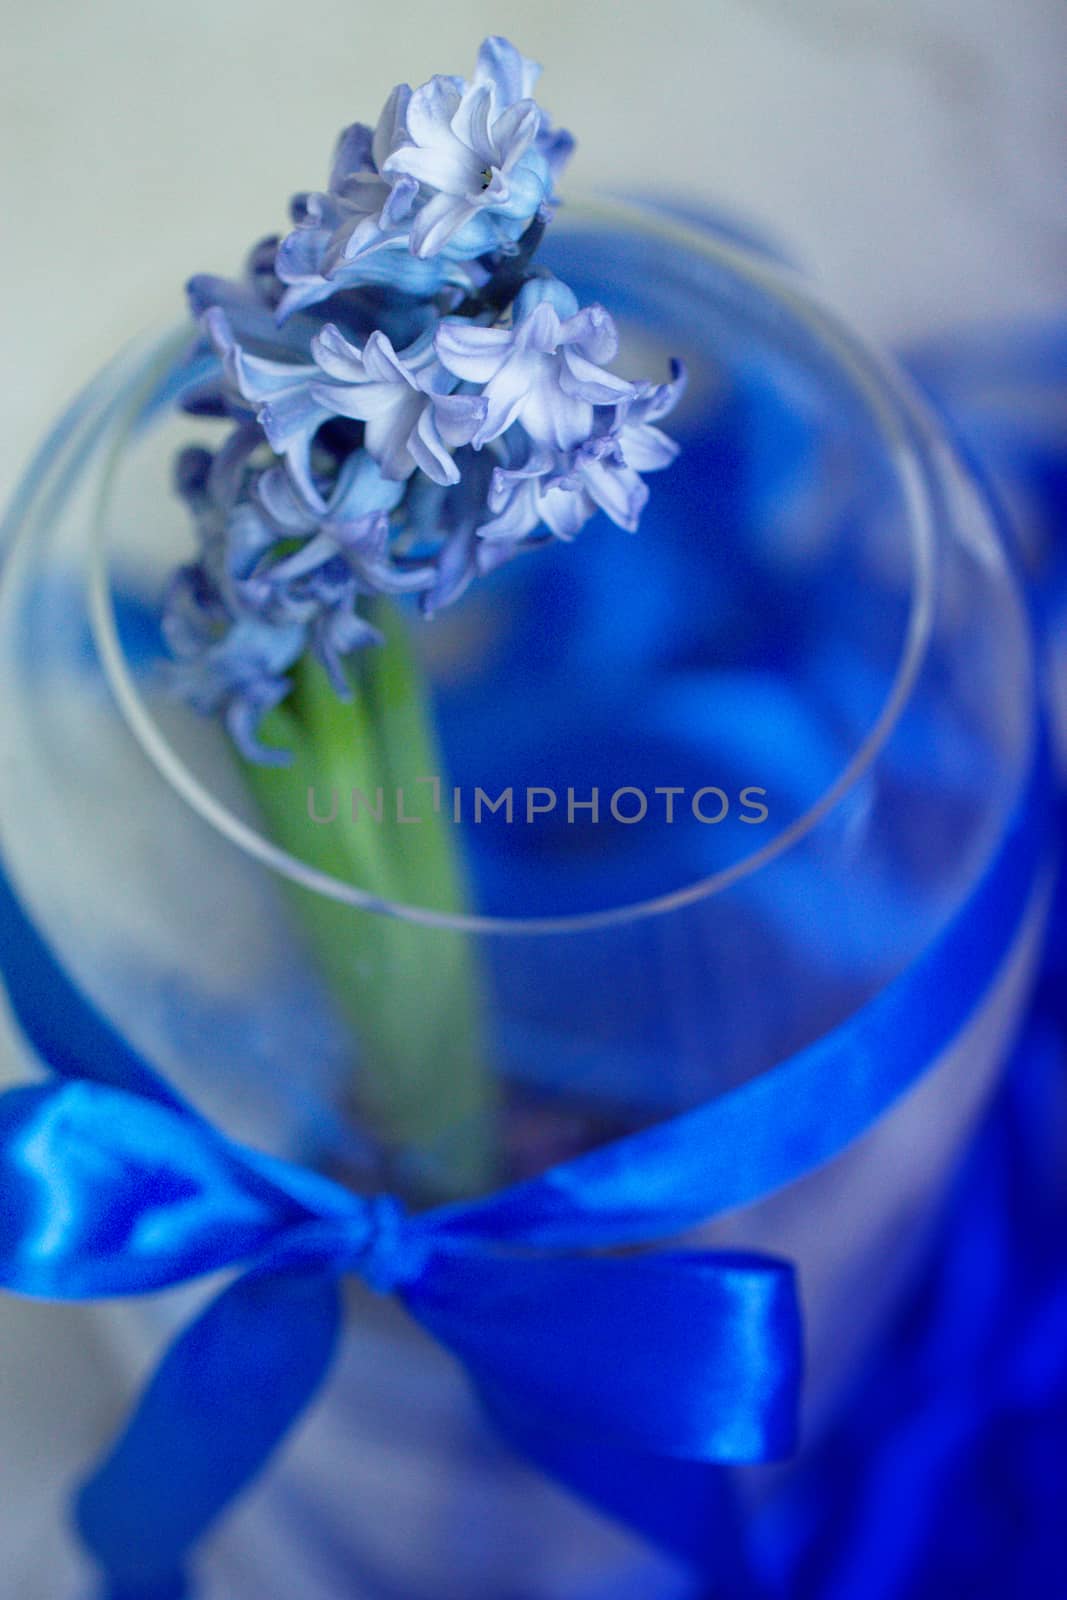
[0,200,1049,1598]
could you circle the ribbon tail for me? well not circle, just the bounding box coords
[484,1389,755,1583]
[75,1265,343,1599]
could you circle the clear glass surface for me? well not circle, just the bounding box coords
[0,200,1043,1597]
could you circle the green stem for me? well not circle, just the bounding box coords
[240,601,496,1196]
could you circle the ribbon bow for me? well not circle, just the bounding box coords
[0,864,800,1597]
[0,1076,800,1593]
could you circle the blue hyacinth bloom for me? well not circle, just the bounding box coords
[435,277,638,449]
[168,37,682,760]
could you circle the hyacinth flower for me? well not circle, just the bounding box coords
[166,34,683,1193]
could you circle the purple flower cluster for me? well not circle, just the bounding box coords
[167,37,684,762]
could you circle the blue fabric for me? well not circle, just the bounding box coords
[721,319,1067,1600]
[735,852,1067,1600]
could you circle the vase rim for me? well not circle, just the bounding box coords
[82,197,967,936]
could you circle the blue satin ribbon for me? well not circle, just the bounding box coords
[0,686,1052,1596]
[0,868,802,1594]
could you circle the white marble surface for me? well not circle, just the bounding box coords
[0,1,1064,1592]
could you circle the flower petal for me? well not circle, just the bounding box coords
[311,324,367,383]
[642,357,689,423]
[409,406,462,486]
[331,449,407,518]
[363,391,421,479]
[405,74,464,146]
[451,83,495,162]
[540,480,596,540]
[474,36,542,106]
[435,319,514,384]
[379,174,419,230]
[434,391,489,448]
[537,123,575,180]
[329,122,374,189]
[275,225,328,283]
[564,304,619,365]
[618,421,680,472]
[371,84,413,171]
[389,143,472,206]
[521,365,593,450]
[256,473,312,532]
[309,378,393,422]
[559,348,636,405]
[275,276,334,321]
[258,388,328,455]
[473,352,542,446]
[269,532,338,582]
[477,481,539,541]
[580,456,649,531]
[226,677,295,766]
[409,190,481,258]
[514,300,563,355]
[514,276,579,322]
[488,101,540,170]
[360,330,412,386]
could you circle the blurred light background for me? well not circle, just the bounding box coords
[0,2,1065,1593]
